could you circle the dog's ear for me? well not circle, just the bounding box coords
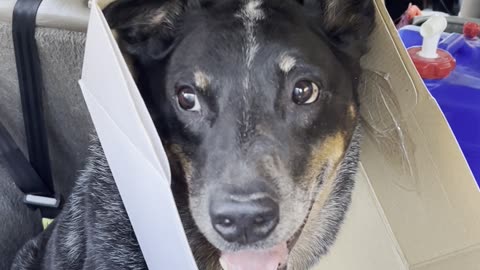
[103,0,187,63]
[302,0,376,58]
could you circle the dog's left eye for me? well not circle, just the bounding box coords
[177,86,201,112]
[292,80,320,105]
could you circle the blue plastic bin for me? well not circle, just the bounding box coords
[399,25,480,186]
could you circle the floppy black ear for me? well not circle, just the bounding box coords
[303,0,376,58]
[103,0,187,63]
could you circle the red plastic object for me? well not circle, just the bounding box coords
[396,4,422,29]
[408,47,456,80]
[406,4,422,21]
[464,22,480,39]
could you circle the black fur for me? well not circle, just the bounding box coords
[0,168,42,270]
[11,140,147,269]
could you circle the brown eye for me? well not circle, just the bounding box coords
[292,80,320,105]
[177,86,200,111]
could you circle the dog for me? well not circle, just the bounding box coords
[12,0,375,269]
[0,164,42,270]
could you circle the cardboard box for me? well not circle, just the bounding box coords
[79,0,480,269]
[316,1,480,269]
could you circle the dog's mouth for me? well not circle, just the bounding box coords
[218,204,314,270]
[219,242,288,270]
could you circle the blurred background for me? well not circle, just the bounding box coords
[386,0,461,23]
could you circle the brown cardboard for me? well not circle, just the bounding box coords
[315,1,480,269]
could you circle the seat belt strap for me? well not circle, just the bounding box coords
[0,123,49,195]
[0,123,60,218]
[12,0,54,194]
[11,0,60,218]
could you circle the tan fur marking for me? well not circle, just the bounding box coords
[289,132,349,268]
[236,0,265,70]
[278,53,296,73]
[150,10,168,24]
[245,0,265,21]
[324,1,339,28]
[313,170,337,210]
[303,132,347,183]
[169,144,193,182]
[300,132,347,212]
[305,133,348,213]
[348,103,357,119]
[289,167,338,265]
[305,165,339,234]
[194,71,211,92]
[147,1,183,28]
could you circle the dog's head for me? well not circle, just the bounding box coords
[105,0,374,269]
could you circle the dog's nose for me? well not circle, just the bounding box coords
[209,195,279,244]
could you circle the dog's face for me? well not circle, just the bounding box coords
[105,0,374,269]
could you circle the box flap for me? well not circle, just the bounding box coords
[78,2,197,269]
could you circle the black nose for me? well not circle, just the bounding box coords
[209,195,279,244]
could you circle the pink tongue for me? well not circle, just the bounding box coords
[219,243,288,270]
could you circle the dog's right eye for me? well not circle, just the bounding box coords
[292,80,320,105]
[177,86,201,112]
